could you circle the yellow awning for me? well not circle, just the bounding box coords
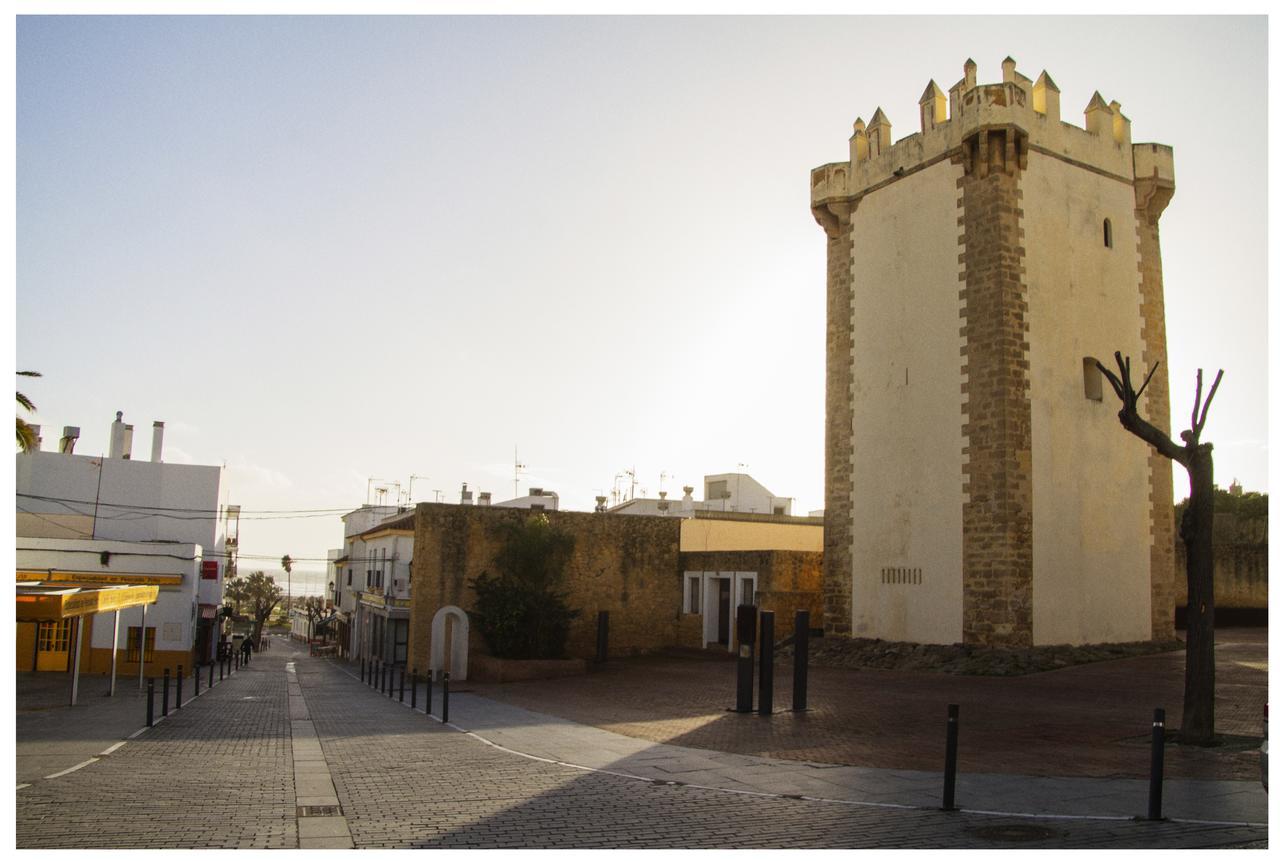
[17,569,182,586]
[16,583,160,622]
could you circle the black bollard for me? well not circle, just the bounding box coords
[235,650,240,670]
[388,666,395,699]
[219,658,225,682]
[209,661,215,688]
[426,669,434,715]
[361,658,366,684]
[596,610,609,664]
[792,610,809,712]
[382,663,389,694]
[442,671,450,724]
[195,663,201,696]
[146,679,155,727]
[162,668,170,717]
[758,611,774,716]
[399,668,406,703]
[1148,708,1166,821]
[177,665,184,710]
[942,704,960,811]
[734,605,756,714]
[411,672,418,710]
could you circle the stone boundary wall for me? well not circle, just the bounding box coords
[408,504,681,672]
[680,549,823,644]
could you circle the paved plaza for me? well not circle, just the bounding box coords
[15,637,1268,849]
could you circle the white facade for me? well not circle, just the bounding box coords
[491,489,560,511]
[16,412,231,671]
[609,474,794,518]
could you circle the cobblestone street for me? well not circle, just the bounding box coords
[15,638,1267,849]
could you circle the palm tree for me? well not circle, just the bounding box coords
[16,370,41,452]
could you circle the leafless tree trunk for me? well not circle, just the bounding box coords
[1092,352,1222,745]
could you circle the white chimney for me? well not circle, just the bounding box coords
[150,421,165,462]
[529,487,543,497]
[460,482,473,505]
[478,491,491,506]
[60,426,80,454]
[682,485,695,511]
[121,424,134,459]
[109,412,126,458]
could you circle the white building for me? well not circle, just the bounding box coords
[329,504,411,661]
[16,413,233,676]
[608,474,794,518]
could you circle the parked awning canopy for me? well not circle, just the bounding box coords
[15,582,160,622]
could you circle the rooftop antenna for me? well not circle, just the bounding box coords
[626,466,637,501]
[408,474,429,503]
[660,471,674,494]
[432,489,444,503]
[366,477,391,505]
[514,446,526,499]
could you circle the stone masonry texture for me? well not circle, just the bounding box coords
[821,211,854,638]
[958,129,1034,647]
[409,503,682,672]
[1134,176,1177,640]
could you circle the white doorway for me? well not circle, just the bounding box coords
[700,571,757,649]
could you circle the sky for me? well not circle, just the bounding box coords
[13,14,1270,579]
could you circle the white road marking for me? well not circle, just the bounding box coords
[98,741,128,756]
[44,758,99,779]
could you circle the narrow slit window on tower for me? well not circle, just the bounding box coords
[1083,358,1104,402]
[1103,218,1113,248]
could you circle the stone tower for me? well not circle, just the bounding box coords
[811,57,1176,647]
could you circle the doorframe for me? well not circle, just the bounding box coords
[699,572,758,649]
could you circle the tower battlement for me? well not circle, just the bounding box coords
[812,56,1174,222]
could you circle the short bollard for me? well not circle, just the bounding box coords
[360,658,366,684]
[382,663,389,694]
[399,668,406,703]
[426,670,434,715]
[195,663,201,696]
[411,672,418,709]
[442,671,450,724]
[219,658,225,682]
[176,665,184,710]
[792,610,809,712]
[734,605,756,714]
[146,679,155,727]
[942,704,960,811]
[162,668,171,717]
[1148,707,1166,821]
[209,661,214,688]
[235,650,240,670]
[758,610,775,716]
[388,666,396,699]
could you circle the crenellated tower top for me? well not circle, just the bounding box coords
[812,56,1174,230]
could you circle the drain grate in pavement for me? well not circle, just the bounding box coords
[967,824,1060,843]
[297,805,342,817]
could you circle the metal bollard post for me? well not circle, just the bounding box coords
[734,605,756,714]
[209,661,215,688]
[792,610,809,712]
[388,666,395,698]
[219,658,225,682]
[596,610,609,663]
[382,663,389,694]
[758,611,774,716]
[426,670,433,715]
[399,668,406,702]
[195,663,201,696]
[162,668,171,717]
[442,671,450,724]
[411,672,418,710]
[942,704,960,811]
[146,679,155,727]
[235,650,240,670]
[177,665,184,710]
[1148,708,1166,821]
[360,658,366,684]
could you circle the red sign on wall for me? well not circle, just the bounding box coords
[200,560,219,580]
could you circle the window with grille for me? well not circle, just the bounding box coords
[37,620,71,652]
[126,626,156,662]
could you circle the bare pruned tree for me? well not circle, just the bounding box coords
[1090,351,1223,745]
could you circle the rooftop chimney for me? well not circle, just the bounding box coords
[60,426,79,454]
[682,485,695,511]
[121,424,134,459]
[594,495,608,513]
[109,412,126,458]
[460,482,473,505]
[150,421,165,463]
[478,491,492,506]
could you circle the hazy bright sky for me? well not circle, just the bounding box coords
[13,14,1269,577]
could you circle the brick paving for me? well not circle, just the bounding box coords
[465,627,1268,781]
[16,647,296,849]
[14,636,1267,849]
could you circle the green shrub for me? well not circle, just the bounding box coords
[470,514,580,659]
